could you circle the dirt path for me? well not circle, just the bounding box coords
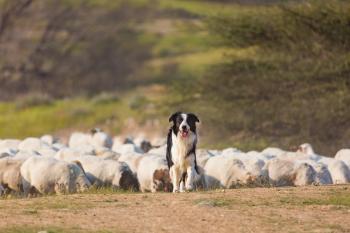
[1,185,350,233]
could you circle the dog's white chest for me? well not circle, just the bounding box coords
[171,132,195,170]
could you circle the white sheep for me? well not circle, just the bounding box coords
[40,135,58,145]
[313,163,333,185]
[55,148,86,161]
[118,153,144,174]
[320,158,350,184]
[133,137,152,153]
[112,143,143,155]
[0,139,21,150]
[295,143,322,161]
[0,148,17,159]
[18,137,51,152]
[293,162,317,186]
[14,150,41,160]
[261,147,285,158]
[94,147,121,160]
[151,137,167,147]
[20,157,91,195]
[196,149,216,168]
[36,147,58,157]
[112,136,124,150]
[0,158,24,193]
[90,129,113,149]
[204,155,253,189]
[267,159,316,186]
[147,145,166,156]
[335,149,350,167]
[217,150,269,187]
[66,155,138,190]
[68,132,91,148]
[297,143,315,156]
[241,157,269,186]
[136,155,171,192]
[52,143,67,151]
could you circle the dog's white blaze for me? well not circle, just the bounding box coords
[179,113,189,130]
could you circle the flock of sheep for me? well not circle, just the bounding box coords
[1,129,350,196]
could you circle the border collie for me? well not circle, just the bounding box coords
[166,112,200,192]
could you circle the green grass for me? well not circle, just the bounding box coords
[0,97,133,138]
[279,193,350,207]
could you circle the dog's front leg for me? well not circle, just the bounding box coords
[170,166,180,193]
[185,166,195,191]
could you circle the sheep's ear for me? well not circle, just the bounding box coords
[169,112,181,123]
[72,160,86,174]
[188,113,200,123]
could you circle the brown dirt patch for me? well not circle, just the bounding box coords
[1,185,350,233]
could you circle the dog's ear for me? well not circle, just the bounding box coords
[169,112,181,123]
[188,113,200,123]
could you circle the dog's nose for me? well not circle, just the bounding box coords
[182,125,187,130]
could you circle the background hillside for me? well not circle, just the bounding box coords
[0,0,349,155]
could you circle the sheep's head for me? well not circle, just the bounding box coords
[90,128,103,134]
[153,168,172,192]
[297,143,315,156]
[293,163,316,186]
[119,169,139,191]
[70,161,91,192]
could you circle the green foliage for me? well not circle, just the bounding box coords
[168,0,350,154]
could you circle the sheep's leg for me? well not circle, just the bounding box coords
[22,179,31,197]
[151,185,157,193]
[170,166,180,193]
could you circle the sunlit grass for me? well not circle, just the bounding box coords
[0,97,134,139]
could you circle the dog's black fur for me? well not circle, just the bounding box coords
[166,112,200,175]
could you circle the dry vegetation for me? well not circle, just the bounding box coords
[1,185,350,233]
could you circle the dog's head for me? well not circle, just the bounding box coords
[169,112,200,138]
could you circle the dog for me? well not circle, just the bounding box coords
[166,112,200,192]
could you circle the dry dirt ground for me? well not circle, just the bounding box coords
[1,185,350,233]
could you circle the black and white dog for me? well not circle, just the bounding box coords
[166,112,200,192]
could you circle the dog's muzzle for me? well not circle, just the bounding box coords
[180,129,189,138]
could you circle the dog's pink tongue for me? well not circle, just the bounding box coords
[181,131,188,137]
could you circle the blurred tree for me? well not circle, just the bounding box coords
[0,0,153,99]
